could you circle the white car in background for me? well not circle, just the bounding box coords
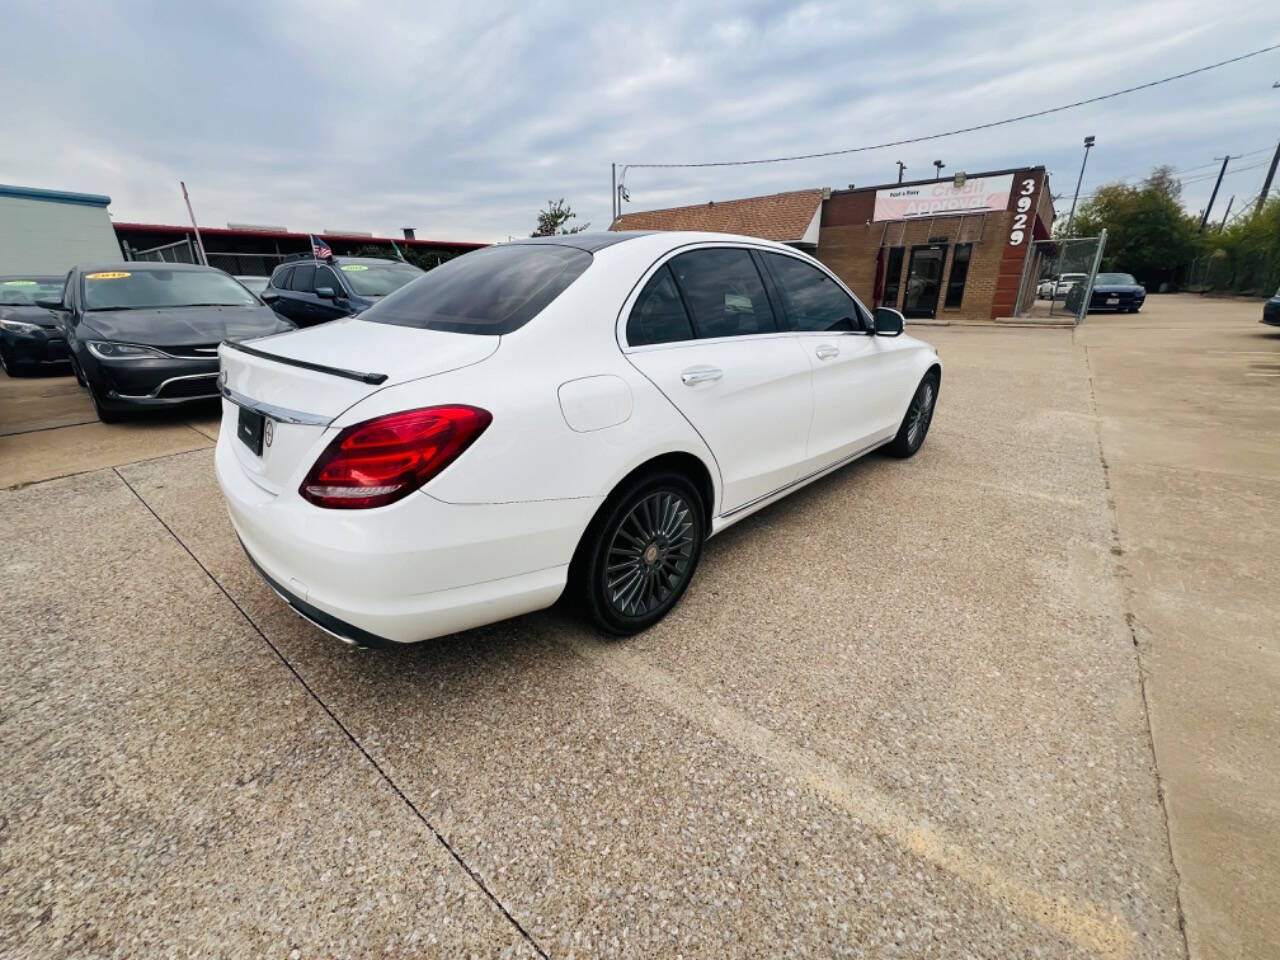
[215,232,941,645]
[1038,272,1087,300]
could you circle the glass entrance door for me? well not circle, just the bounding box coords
[902,244,947,319]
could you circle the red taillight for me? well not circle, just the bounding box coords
[300,405,492,509]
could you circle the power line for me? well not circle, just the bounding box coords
[1066,159,1273,205]
[621,43,1280,172]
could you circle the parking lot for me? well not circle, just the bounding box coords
[2,294,1276,958]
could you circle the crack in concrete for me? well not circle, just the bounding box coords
[110,466,551,960]
[1082,342,1192,960]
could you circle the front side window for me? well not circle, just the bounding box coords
[626,266,694,346]
[288,264,316,292]
[315,266,343,295]
[362,243,591,335]
[944,243,972,309]
[82,268,259,310]
[667,248,776,339]
[760,252,859,332]
[271,266,292,289]
[339,262,423,297]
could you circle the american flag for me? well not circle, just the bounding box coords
[310,234,332,259]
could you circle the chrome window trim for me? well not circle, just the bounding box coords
[217,382,331,426]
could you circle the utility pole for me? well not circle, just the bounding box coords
[1258,139,1280,212]
[932,160,945,178]
[611,163,617,222]
[896,161,906,183]
[1219,195,1234,230]
[1199,156,1232,231]
[1064,135,1095,238]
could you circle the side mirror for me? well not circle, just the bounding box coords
[260,291,280,303]
[35,299,65,311]
[874,307,905,336]
[315,286,337,300]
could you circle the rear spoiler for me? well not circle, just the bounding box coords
[221,339,388,385]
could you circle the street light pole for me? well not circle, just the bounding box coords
[1064,135,1095,238]
[897,161,906,183]
[933,160,944,178]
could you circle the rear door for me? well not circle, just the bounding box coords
[758,250,903,466]
[622,247,813,514]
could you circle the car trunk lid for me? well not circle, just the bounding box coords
[218,318,499,494]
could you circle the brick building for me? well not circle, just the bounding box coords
[612,167,1055,323]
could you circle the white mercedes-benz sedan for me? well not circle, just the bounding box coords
[215,231,941,646]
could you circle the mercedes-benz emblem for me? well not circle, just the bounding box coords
[264,419,274,447]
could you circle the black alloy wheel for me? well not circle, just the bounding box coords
[886,373,939,458]
[577,472,705,636]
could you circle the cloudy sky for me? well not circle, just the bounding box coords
[3,1,1278,242]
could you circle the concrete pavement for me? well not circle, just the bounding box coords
[1,294,1275,958]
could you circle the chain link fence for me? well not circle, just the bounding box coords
[1013,232,1107,323]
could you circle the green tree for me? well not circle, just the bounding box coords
[1202,196,1280,294]
[1070,166,1201,287]
[532,199,588,237]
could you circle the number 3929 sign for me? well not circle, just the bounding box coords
[1009,177,1037,246]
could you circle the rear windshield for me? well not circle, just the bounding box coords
[361,244,592,335]
[1096,273,1136,285]
[83,269,259,310]
[1,277,62,305]
[339,262,422,296]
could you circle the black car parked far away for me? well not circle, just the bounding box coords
[262,256,423,327]
[44,263,294,422]
[1,275,70,375]
[1066,272,1147,314]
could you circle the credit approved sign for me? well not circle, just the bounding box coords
[873,174,1013,221]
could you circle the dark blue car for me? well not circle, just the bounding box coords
[1262,285,1280,328]
[1067,272,1147,314]
[261,256,423,327]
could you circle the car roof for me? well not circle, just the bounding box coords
[506,231,654,253]
[0,274,60,282]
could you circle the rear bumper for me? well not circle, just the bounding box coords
[215,425,597,644]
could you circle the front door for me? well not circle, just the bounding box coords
[621,249,814,514]
[902,244,947,319]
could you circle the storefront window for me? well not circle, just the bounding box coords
[882,247,905,308]
[945,243,972,309]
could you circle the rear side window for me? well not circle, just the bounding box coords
[362,244,591,335]
[627,266,694,346]
[289,264,316,292]
[761,252,860,332]
[667,248,776,339]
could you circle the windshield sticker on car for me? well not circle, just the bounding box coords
[2,280,37,286]
[86,271,131,280]
[340,265,369,272]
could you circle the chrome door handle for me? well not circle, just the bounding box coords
[680,365,723,386]
[815,344,839,360]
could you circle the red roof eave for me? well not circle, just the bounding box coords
[112,222,486,251]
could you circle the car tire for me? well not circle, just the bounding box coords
[885,371,939,459]
[70,355,88,387]
[574,471,706,637]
